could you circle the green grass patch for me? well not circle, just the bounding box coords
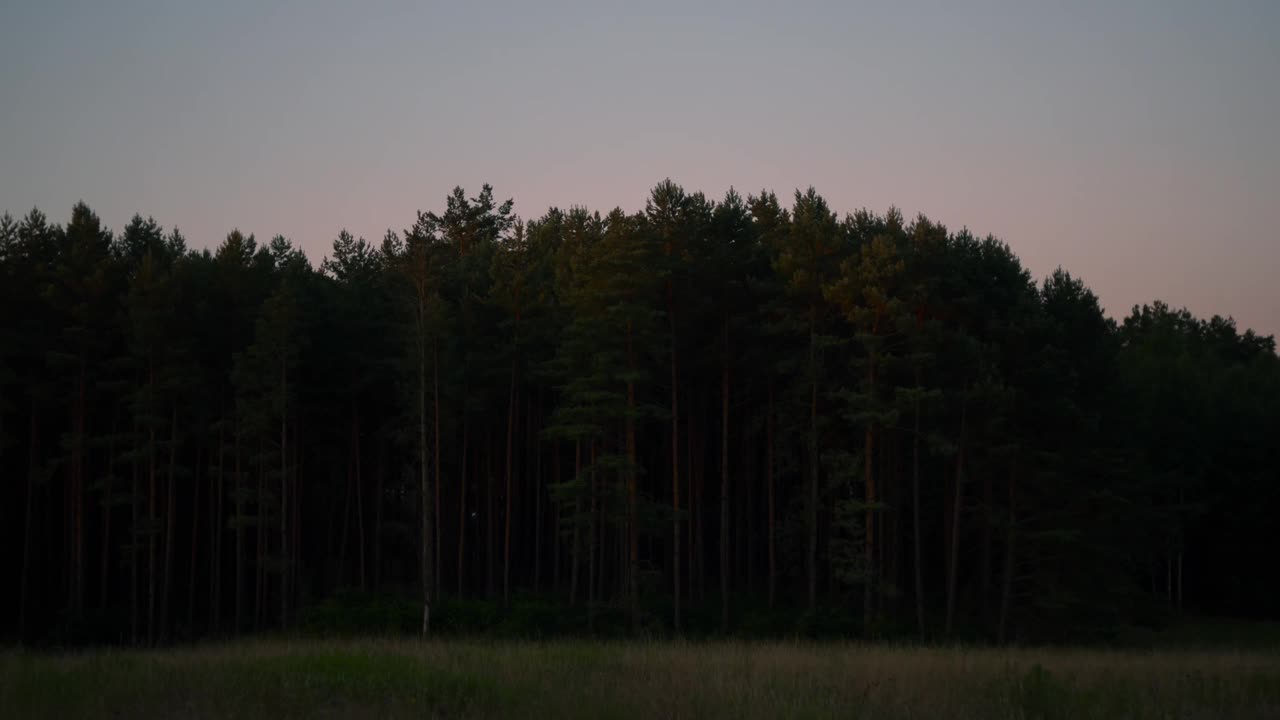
[2,639,1278,718]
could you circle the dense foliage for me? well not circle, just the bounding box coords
[2,183,1276,645]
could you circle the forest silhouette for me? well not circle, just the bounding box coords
[2,181,1276,646]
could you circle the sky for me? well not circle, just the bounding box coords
[2,0,1277,336]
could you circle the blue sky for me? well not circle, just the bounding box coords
[2,0,1277,335]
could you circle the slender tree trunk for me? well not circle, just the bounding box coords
[291,422,301,618]
[863,355,876,633]
[100,410,118,612]
[553,442,562,591]
[210,413,223,634]
[433,337,441,600]
[744,409,755,594]
[71,361,86,620]
[719,318,731,633]
[981,468,993,624]
[885,436,898,614]
[131,410,140,643]
[337,445,353,585]
[486,431,495,599]
[234,423,243,634]
[328,453,341,583]
[255,437,265,632]
[341,413,358,589]
[533,398,543,592]
[280,359,289,630]
[670,307,681,632]
[161,405,177,642]
[627,321,639,630]
[147,367,157,645]
[457,415,468,596]
[807,310,819,612]
[687,413,695,601]
[998,456,1018,640]
[863,426,876,629]
[766,384,776,610]
[354,410,365,591]
[188,442,201,632]
[912,386,926,640]
[693,404,706,602]
[569,439,580,606]
[212,418,225,634]
[587,440,597,629]
[1177,551,1183,613]
[419,304,431,635]
[945,403,967,639]
[19,407,38,643]
[375,434,385,590]
[998,458,1017,644]
[504,354,516,608]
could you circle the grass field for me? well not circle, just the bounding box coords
[3,639,1279,719]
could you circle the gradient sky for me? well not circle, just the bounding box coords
[3,1,1277,336]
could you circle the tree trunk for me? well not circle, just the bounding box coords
[131,410,141,643]
[147,368,157,645]
[981,467,993,624]
[569,439,580,606]
[280,359,289,630]
[588,440,597,629]
[807,310,819,612]
[234,423,243,634]
[912,387,926,639]
[19,407,38,643]
[353,409,365,592]
[533,397,542,592]
[1177,551,1183,613]
[553,442,562,591]
[457,415,468,596]
[503,353,516,608]
[212,420,223,634]
[100,409,119,612]
[720,319,731,633]
[291,421,301,620]
[887,435,901,618]
[693,403,706,602]
[767,383,776,610]
[744,407,755,594]
[433,337,441,600]
[863,355,876,633]
[670,309,681,632]
[486,431,495,599]
[337,444,353,585]
[161,405,177,642]
[375,434,385,590]
[863,426,875,631]
[419,303,431,636]
[255,437,265,631]
[998,458,1017,644]
[627,321,639,630]
[687,412,695,602]
[188,443,202,632]
[945,403,967,639]
[70,361,86,620]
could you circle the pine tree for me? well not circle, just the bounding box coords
[775,188,846,611]
[825,208,909,630]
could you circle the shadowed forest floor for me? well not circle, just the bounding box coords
[3,639,1280,719]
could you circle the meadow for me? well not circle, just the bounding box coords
[3,639,1279,719]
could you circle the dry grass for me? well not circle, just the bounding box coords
[3,639,1279,718]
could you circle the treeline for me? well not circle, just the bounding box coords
[2,182,1277,645]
